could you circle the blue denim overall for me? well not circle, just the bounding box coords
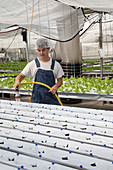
[31,58,60,105]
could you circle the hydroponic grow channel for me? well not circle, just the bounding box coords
[1,88,113,102]
[0,99,113,169]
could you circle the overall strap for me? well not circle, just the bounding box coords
[51,59,55,70]
[35,58,40,68]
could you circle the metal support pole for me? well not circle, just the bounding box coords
[21,29,29,63]
[25,31,29,63]
[99,12,103,79]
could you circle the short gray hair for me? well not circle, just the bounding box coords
[36,38,49,49]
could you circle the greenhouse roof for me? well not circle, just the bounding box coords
[0,0,113,49]
[58,0,113,12]
[0,0,85,42]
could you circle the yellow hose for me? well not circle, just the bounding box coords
[20,82,63,106]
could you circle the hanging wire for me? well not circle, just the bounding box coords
[109,15,113,60]
[70,6,75,65]
[63,4,66,41]
[80,14,99,37]
[46,0,50,39]
[5,30,19,50]
[25,0,29,27]
[77,8,82,77]
[24,0,34,91]
[37,0,41,35]
[70,7,75,76]
[28,0,34,62]
[104,15,109,58]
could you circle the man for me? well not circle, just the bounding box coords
[14,38,64,105]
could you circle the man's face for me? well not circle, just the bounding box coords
[37,47,50,57]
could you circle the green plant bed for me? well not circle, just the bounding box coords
[0,62,27,71]
[0,73,19,77]
[58,76,113,95]
[82,60,100,64]
[0,77,33,89]
[1,76,113,95]
[82,65,113,71]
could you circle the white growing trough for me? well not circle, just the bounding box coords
[0,100,113,169]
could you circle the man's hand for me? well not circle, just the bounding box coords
[14,73,25,91]
[49,77,63,94]
[49,85,57,94]
[14,82,20,91]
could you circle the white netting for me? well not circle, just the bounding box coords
[58,0,113,12]
[0,0,85,42]
[80,13,113,59]
[1,0,113,61]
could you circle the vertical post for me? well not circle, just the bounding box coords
[21,29,29,63]
[25,30,29,63]
[99,12,103,79]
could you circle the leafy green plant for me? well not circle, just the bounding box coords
[58,76,113,95]
[0,62,27,71]
[82,60,100,64]
[0,73,19,77]
[1,75,113,95]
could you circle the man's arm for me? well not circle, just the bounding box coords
[14,73,25,91]
[49,77,63,94]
